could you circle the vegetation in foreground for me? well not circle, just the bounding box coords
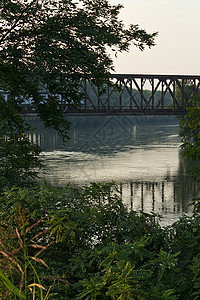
[0,182,199,299]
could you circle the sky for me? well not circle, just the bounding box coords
[108,0,200,75]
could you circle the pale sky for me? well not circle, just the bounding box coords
[109,0,200,75]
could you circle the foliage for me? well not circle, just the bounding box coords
[0,0,157,139]
[0,96,42,188]
[0,132,42,188]
[179,95,200,198]
[180,96,200,153]
[0,205,52,299]
[0,182,199,299]
[176,82,200,141]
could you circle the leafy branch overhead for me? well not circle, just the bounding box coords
[0,0,158,137]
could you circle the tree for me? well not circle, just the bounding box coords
[180,95,200,182]
[176,81,200,141]
[0,0,157,137]
[0,0,157,185]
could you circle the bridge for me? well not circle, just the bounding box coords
[4,74,200,116]
[73,74,200,116]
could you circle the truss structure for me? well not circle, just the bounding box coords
[77,74,200,116]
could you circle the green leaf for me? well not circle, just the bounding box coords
[0,271,26,299]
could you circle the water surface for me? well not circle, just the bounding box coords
[29,116,197,225]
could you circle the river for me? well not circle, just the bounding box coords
[28,116,198,225]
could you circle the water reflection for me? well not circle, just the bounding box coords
[27,116,197,224]
[120,178,197,215]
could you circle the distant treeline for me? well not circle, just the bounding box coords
[83,83,173,108]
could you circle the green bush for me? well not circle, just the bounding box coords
[0,182,199,299]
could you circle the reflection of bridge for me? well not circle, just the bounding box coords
[118,180,196,215]
[17,74,200,116]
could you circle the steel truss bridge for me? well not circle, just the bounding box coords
[75,74,200,115]
[3,74,200,116]
[65,74,200,116]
